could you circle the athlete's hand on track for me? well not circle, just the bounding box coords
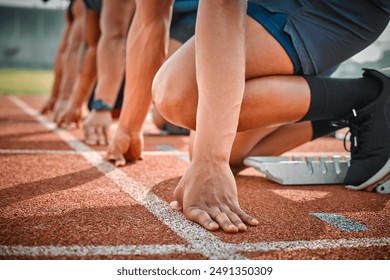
[82,110,112,145]
[56,104,82,129]
[171,161,259,233]
[53,98,69,123]
[105,127,143,166]
[41,97,57,115]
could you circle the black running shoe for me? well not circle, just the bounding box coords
[344,68,390,191]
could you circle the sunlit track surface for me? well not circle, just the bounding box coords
[0,96,389,260]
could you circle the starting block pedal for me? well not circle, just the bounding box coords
[243,155,350,185]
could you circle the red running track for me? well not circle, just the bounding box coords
[0,95,389,260]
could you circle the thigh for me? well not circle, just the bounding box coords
[156,15,295,101]
[245,15,294,78]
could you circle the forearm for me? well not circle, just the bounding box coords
[118,0,173,134]
[50,50,64,101]
[70,46,97,107]
[49,17,72,101]
[192,0,247,162]
[94,35,126,107]
[58,16,84,101]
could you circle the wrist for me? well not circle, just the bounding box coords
[116,123,141,138]
[92,99,113,112]
[191,149,230,165]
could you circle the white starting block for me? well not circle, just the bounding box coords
[243,155,350,185]
[244,155,390,194]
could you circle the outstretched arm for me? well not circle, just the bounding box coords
[106,0,174,165]
[57,8,100,128]
[173,0,258,233]
[41,7,73,115]
[82,0,136,145]
[53,0,85,121]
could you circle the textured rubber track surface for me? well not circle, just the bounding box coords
[0,96,389,260]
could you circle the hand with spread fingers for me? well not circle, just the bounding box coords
[172,160,259,233]
[82,110,112,145]
[105,127,143,166]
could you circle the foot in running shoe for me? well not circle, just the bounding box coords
[344,68,390,191]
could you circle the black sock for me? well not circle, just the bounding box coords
[301,75,382,122]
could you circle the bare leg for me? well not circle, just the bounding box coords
[230,122,313,173]
[154,18,310,132]
[187,122,313,174]
[152,38,184,130]
[153,9,310,232]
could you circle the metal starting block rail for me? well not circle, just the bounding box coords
[243,155,350,185]
[243,155,390,194]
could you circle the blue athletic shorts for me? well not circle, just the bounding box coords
[247,2,302,74]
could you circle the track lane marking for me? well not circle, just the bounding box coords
[9,96,244,260]
[0,149,188,156]
[309,213,368,232]
[6,96,390,259]
[235,237,390,253]
[0,244,192,257]
[1,237,390,257]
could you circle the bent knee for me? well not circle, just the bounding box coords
[152,66,189,124]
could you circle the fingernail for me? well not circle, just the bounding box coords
[208,222,219,230]
[229,225,238,232]
[238,223,247,231]
[252,219,259,225]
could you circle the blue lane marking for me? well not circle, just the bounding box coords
[155,145,177,151]
[309,213,368,232]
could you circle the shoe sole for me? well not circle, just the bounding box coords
[345,158,390,192]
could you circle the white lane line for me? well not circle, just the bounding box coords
[0,244,192,257]
[144,150,188,156]
[0,149,188,156]
[9,96,244,260]
[2,236,390,258]
[0,149,80,155]
[235,237,390,253]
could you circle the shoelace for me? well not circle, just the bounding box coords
[330,109,359,153]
